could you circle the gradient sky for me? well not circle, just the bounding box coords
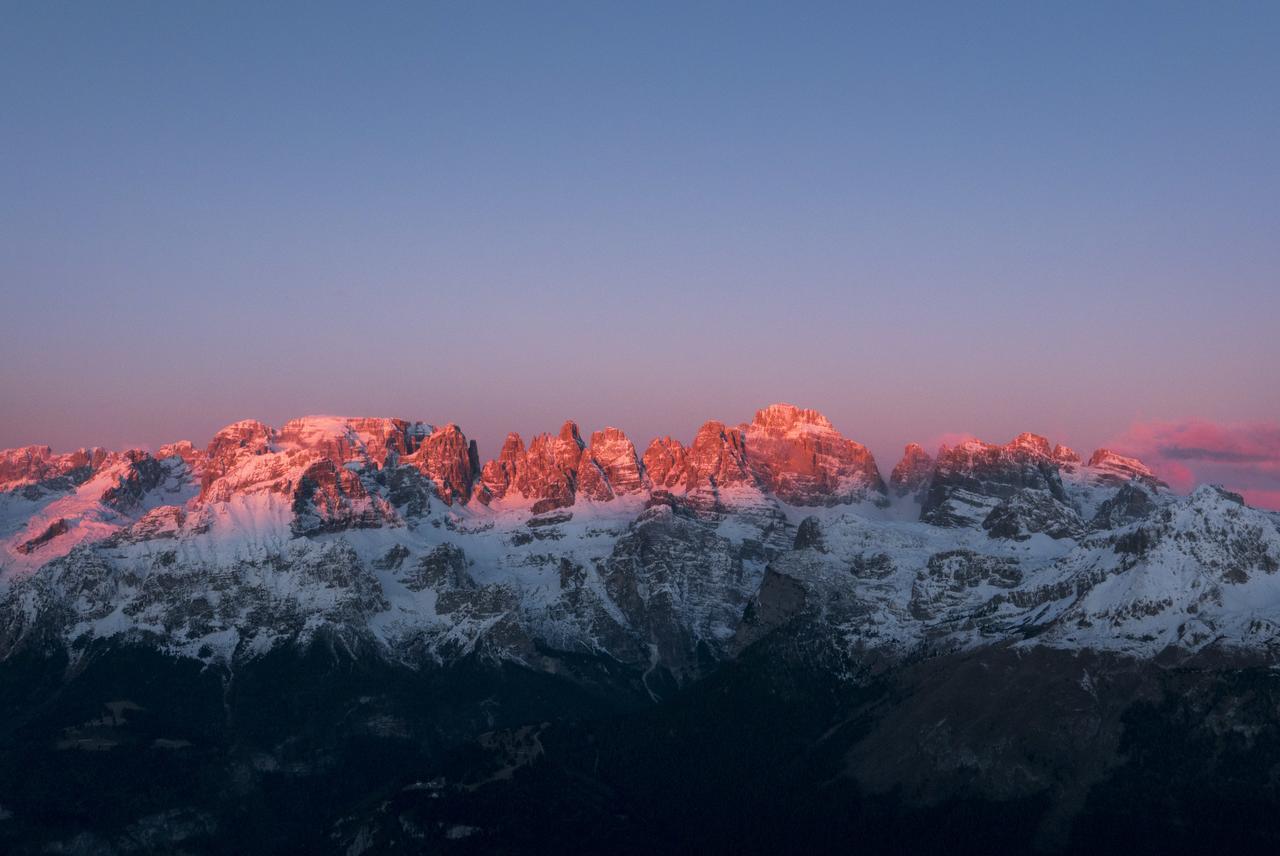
[2,2,1278,492]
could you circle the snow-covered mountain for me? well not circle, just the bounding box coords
[5,403,1280,854]
[4,403,1277,679]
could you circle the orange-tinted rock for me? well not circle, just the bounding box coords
[479,433,525,501]
[1086,448,1166,488]
[403,423,478,505]
[157,440,203,468]
[641,437,689,491]
[1052,444,1081,467]
[576,427,646,502]
[100,450,167,512]
[740,404,885,505]
[687,420,752,491]
[477,421,586,511]
[1007,432,1053,458]
[0,445,113,492]
[890,442,934,497]
[278,416,425,469]
[516,421,585,512]
[576,455,612,502]
[291,458,392,535]
[15,517,70,554]
[200,419,277,497]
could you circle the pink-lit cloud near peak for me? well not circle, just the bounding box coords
[1108,419,1280,510]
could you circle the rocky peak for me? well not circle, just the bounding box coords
[687,421,753,490]
[577,427,646,501]
[517,423,585,512]
[0,446,57,489]
[1052,444,1081,465]
[403,424,478,506]
[278,416,425,469]
[558,420,584,447]
[99,451,168,513]
[477,421,586,511]
[749,403,835,434]
[641,437,690,491]
[1086,448,1166,489]
[479,433,526,501]
[0,445,113,493]
[201,419,277,496]
[922,435,1069,527]
[157,440,202,469]
[741,404,884,506]
[1006,432,1053,459]
[890,443,934,497]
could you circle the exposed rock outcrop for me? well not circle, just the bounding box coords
[890,443,934,498]
[740,404,885,505]
[921,434,1069,527]
[1086,448,1167,489]
[403,424,478,506]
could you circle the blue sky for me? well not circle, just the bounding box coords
[2,2,1277,469]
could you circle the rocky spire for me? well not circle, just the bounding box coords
[577,427,646,501]
[404,424,478,506]
[740,403,885,505]
[641,437,689,491]
[890,443,934,497]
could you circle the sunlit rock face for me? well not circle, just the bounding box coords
[686,420,753,491]
[196,417,435,536]
[1086,448,1167,489]
[0,444,114,495]
[477,421,587,512]
[740,404,885,506]
[577,427,647,501]
[278,416,426,470]
[3,408,1278,855]
[478,433,525,502]
[641,437,691,492]
[517,421,586,513]
[291,458,394,536]
[1052,443,1081,469]
[921,434,1071,527]
[199,419,278,499]
[404,424,478,506]
[157,440,204,471]
[890,443,934,498]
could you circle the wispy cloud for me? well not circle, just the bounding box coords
[1109,420,1280,510]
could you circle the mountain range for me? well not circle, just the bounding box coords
[2,403,1280,854]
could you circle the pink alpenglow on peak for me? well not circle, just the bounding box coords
[740,404,885,505]
[687,421,753,492]
[640,437,690,492]
[5,408,1277,575]
[577,428,647,501]
[404,424,479,506]
[890,443,934,497]
[477,421,585,513]
[1052,444,1082,468]
[1086,448,1166,489]
[1006,432,1054,458]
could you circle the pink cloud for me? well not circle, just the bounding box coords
[1108,419,1280,510]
